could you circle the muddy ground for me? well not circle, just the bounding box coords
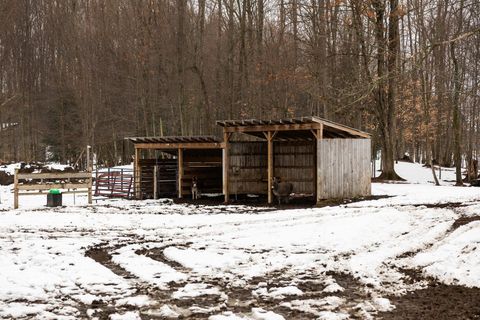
[84,224,480,320]
[78,201,480,320]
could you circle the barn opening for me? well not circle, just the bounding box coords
[217,116,371,205]
[127,136,223,199]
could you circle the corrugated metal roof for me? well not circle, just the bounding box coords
[217,116,317,127]
[126,135,221,144]
[216,116,370,139]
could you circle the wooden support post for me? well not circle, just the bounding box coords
[87,145,92,204]
[153,165,158,200]
[316,123,323,205]
[87,176,92,204]
[267,131,273,204]
[86,145,92,171]
[14,168,19,209]
[134,147,140,199]
[178,148,183,198]
[223,131,231,203]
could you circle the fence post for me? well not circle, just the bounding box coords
[153,165,158,200]
[14,169,19,209]
[88,177,92,204]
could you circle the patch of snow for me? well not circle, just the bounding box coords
[155,305,181,318]
[389,161,456,185]
[253,286,303,299]
[251,308,285,320]
[163,247,249,273]
[322,278,344,293]
[372,297,395,312]
[409,221,480,287]
[209,311,247,320]
[172,283,223,299]
[115,295,152,307]
[317,311,349,320]
[109,311,141,320]
[72,293,100,305]
[0,303,49,318]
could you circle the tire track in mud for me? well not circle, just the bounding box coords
[85,240,376,319]
[378,205,480,319]
[395,206,479,261]
[84,240,193,319]
[140,241,400,318]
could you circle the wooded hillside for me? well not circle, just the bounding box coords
[0,0,478,174]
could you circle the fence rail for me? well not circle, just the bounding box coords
[14,169,92,209]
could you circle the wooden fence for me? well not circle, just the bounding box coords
[13,169,92,209]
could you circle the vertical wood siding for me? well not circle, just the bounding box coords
[274,142,315,194]
[229,142,267,194]
[229,141,315,195]
[317,139,371,200]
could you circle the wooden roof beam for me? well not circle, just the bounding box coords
[223,122,321,133]
[319,121,370,138]
[134,142,224,149]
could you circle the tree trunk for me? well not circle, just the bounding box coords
[450,42,463,186]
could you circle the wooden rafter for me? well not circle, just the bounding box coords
[133,142,223,150]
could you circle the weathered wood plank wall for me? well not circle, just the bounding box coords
[274,142,315,194]
[229,141,315,195]
[317,138,371,200]
[229,142,267,194]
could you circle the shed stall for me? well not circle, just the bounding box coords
[127,136,223,199]
[217,116,371,204]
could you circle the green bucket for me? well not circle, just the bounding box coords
[49,189,61,195]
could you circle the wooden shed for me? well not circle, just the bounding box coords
[217,116,371,204]
[127,136,223,199]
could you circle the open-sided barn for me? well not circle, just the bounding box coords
[127,136,223,199]
[218,116,371,204]
[127,116,371,204]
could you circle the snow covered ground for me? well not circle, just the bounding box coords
[0,162,479,319]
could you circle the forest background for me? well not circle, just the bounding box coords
[0,0,479,179]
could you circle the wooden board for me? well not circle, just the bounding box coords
[317,139,371,200]
[17,172,91,179]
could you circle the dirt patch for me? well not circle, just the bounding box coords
[175,194,392,210]
[315,195,391,208]
[408,202,468,209]
[0,171,13,185]
[85,246,137,280]
[380,284,480,319]
[378,268,480,319]
[451,216,480,230]
[135,246,189,272]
